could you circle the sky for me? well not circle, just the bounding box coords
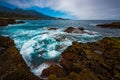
[0,0,120,20]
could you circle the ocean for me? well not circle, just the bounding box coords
[0,20,120,78]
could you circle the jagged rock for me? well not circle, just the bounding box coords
[0,18,16,26]
[41,64,66,78]
[0,36,40,80]
[64,27,75,33]
[64,27,85,33]
[0,18,25,26]
[96,22,120,29]
[47,37,120,80]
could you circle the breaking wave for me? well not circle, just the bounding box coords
[20,28,102,78]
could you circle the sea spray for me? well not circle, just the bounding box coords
[20,28,102,77]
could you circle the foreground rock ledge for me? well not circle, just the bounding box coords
[0,36,40,80]
[42,37,120,80]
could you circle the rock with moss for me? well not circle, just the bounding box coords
[45,37,120,80]
[0,36,40,80]
[60,37,120,80]
[41,64,66,78]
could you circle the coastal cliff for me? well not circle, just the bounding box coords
[0,36,40,80]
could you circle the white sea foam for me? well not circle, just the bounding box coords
[31,63,50,77]
[90,24,97,26]
[20,28,102,78]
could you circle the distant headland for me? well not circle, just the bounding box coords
[0,6,68,20]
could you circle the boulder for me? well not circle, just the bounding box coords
[64,27,76,33]
[64,27,84,33]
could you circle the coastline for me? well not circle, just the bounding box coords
[42,37,120,80]
[0,36,120,80]
[0,18,25,26]
[96,22,120,29]
[0,36,40,80]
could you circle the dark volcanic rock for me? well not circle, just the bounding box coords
[96,22,120,29]
[0,36,40,80]
[64,27,84,33]
[41,64,66,78]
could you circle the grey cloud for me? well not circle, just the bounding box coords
[1,0,120,20]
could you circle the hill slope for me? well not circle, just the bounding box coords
[0,6,58,20]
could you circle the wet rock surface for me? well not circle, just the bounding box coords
[16,21,25,24]
[0,36,40,80]
[48,28,58,30]
[41,64,66,78]
[96,22,120,29]
[0,18,25,26]
[64,27,84,33]
[43,37,120,80]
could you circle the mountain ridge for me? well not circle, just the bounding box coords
[0,6,63,20]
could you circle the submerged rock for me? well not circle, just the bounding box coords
[0,36,40,80]
[96,22,120,29]
[48,28,58,30]
[42,37,120,80]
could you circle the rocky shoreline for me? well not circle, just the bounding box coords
[0,18,25,26]
[0,36,40,80]
[0,36,120,80]
[96,22,120,29]
[41,37,120,80]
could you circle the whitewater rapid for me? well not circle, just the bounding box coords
[19,28,102,78]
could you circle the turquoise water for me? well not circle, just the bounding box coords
[0,20,120,78]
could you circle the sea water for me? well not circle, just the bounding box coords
[0,20,120,78]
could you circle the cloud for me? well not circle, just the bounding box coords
[2,0,120,20]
